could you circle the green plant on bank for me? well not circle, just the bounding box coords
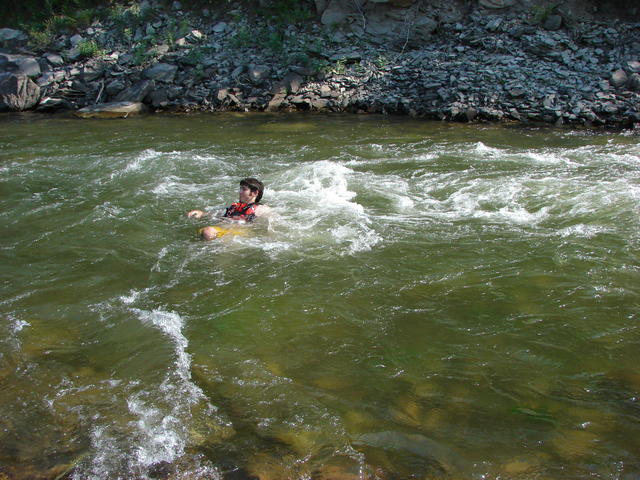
[264,30,284,52]
[73,8,98,29]
[27,29,54,50]
[310,58,329,74]
[285,50,328,74]
[352,62,365,74]
[122,26,134,45]
[45,13,77,33]
[231,24,284,52]
[25,13,76,50]
[530,3,559,24]
[163,16,192,47]
[231,24,252,48]
[374,54,388,69]
[77,39,103,58]
[108,2,154,39]
[185,45,205,64]
[131,42,152,66]
[256,0,314,26]
[326,58,347,75]
[194,64,206,80]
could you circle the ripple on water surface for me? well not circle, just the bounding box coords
[0,115,639,479]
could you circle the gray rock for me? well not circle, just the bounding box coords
[413,17,438,37]
[148,44,171,57]
[43,53,65,67]
[525,35,559,57]
[144,63,178,82]
[310,97,330,110]
[272,72,304,94]
[106,79,126,96]
[70,34,84,47]
[247,64,271,84]
[0,54,42,78]
[321,0,353,25]
[267,92,287,111]
[627,60,640,73]
[542,94,556,109]
[36,96,72,112]
[231,65,244,79]
[543,15,562,31]
[186,30,206,43]
[114,80,154,102]
[507,86,526,98]
[610,69,628,88]
[37,70,66,86]
[315,0,328,15]
[63,47,83,62]
[215,88,229,101]
[75,101,148,118]
[0,28,28,50]
[319,84,333,97]
[0,73,41,111]
[211,22,227,33]
[329,50,362,62]
[83,65,104,82]
[149,88,169,108]
[485,17,503,32]
[628,73,640,91]
[479,0,514,9]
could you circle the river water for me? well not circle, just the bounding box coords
[1,113,639,479]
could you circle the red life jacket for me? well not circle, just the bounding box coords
[224,202,257,222]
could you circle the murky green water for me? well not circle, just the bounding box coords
[1,113,639,479]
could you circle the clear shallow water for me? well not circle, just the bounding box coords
[1,113,639,479]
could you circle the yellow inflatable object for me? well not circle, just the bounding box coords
[198,225,246,240]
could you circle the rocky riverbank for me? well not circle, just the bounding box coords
[1,0,639,128]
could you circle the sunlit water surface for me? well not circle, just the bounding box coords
[1,113,639,480]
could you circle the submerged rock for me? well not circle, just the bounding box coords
[75,101,148,118]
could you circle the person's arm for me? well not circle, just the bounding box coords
[254,204,271,217]
[186,209,206,218]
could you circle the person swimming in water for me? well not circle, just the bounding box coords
[187,177,270,240]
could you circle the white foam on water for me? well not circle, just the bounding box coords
[120,289,143,305]
[134,309,201,399]
[115,309,205,470]
[151,176,224,198]
[263,160,382,255]
[413,176,551,226]
[473,141,499,154]
[110,149,166,178]
[127,395,185,466]
[80,425,124,480]
[11,316,30,333]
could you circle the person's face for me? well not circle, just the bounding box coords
[239,185,258,203]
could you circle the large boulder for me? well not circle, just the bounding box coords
[321,0,355,25]
[114,80,154,102]
[0,73,41,111]
[247,64,271,84]
[0,28,28,50]
[0,53,41,78]
[144,63,178,83]
[479,0,515,9]
[628,73,640,92]
[272,72,304,94]
[610,69,628,88]
[74,101,148,118]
